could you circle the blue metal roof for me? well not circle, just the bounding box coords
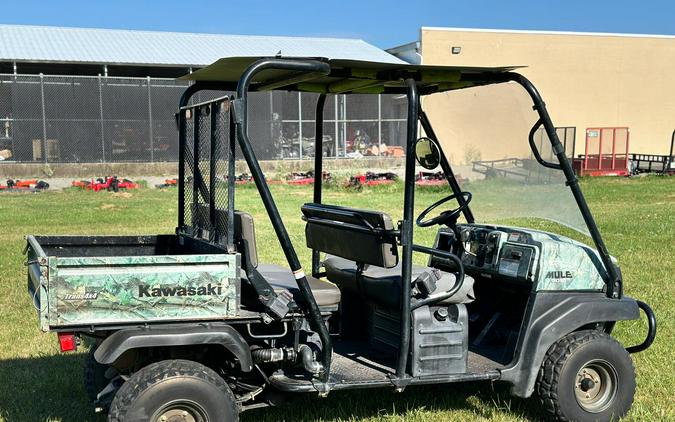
[0,24,404,67]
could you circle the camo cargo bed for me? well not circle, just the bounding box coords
[26,235,241,332]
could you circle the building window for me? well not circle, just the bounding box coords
[451,46,462,55]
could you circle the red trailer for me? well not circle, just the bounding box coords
[573,127,630,176]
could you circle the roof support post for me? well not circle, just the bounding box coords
[395,78,419,381]
[234,58,333,382]
[312,94,326,277]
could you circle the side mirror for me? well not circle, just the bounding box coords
[414,137,441,170]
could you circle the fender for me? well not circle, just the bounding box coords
[500,292,639,398]
[94,323,252,372]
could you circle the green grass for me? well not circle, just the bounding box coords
[0,177,672,421]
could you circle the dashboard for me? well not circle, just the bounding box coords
[429,224,609,291]
[430,224,542,284]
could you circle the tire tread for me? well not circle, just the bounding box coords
[536,330,635,422]
[107,359,237,422]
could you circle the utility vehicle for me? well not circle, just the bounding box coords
[26,57,656,422]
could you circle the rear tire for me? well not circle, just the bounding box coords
[108,359,238,422]
[536,330,636,422]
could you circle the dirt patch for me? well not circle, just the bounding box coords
[112,192,133,199]
[99,204,116,210]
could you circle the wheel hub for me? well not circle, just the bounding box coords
[574,360,618,413]
[156,405,202,422]
[158,408,196,422]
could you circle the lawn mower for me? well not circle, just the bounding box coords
[415,171,446,186]
[25,57,656,422]
[0,179,49,192]
[346,171,398,189]
[72,176,140,192]
[286,170,331,185]
[155,178,178,189]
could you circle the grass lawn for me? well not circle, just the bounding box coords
[0,176,672,421]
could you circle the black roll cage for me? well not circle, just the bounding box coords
[177,57,622,385]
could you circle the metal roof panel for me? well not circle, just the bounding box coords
[0,24,405,66]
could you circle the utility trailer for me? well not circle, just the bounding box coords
[25,57,656,422]
[628,129,675,175]
[573,127,630,177]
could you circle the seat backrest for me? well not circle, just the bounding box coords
[190,205,258,268]
[302,203,398,268]
[233,211,258,268]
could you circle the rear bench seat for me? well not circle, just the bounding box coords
[233,211,341,311]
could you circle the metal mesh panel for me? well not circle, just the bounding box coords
[182,107,195,233]
[43,75,102,162]
[180,97,233,247]
[1,75,45,162]
[213,100,232,245]
[0,77,12,159]
[150,78,187,162]
[102,77,151,162]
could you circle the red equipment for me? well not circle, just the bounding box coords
[155,179,178,189]
[346,171,398,189]
[415,171,446,186]
[72,176,140,192]
[0,179,49,191]
[286,171,331,185]
[234,173,254,184]
[573,127,630,176]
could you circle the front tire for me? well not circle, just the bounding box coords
[108,359,238,422]
[537,330,636,422]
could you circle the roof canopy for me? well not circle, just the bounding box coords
[180,57,521,94]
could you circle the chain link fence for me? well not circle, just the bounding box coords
[0,74,407,163]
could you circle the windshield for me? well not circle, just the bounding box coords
[424,83,590,237]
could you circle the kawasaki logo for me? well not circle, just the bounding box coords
[545,271,574,279]
[138,284,222,298]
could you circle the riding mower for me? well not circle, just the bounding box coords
[25,57,655,422]
[72,176,140,192]
[286,170,331,185]
[346,171,399,189]
[0,179,49,192]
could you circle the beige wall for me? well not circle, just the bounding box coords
[420,28,675,161]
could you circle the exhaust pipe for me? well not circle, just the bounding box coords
[250,345,323,375]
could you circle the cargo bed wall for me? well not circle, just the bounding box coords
[27,235,241,331]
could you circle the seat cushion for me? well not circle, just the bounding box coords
[324,255,474,309]
[257,264,341,309]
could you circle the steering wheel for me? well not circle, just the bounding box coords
[416,192,472,228]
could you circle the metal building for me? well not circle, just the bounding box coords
[0,25,407,163]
